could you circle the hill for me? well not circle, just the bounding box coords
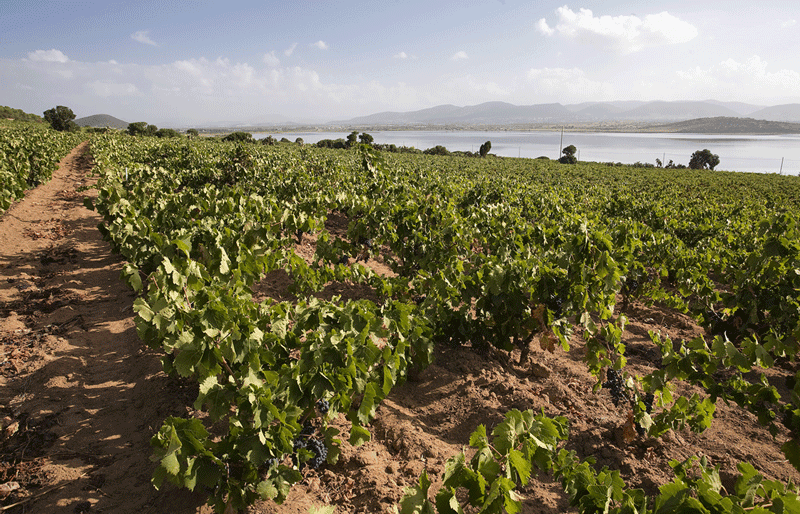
[612,101,740,121]
[747,104,800,122]
[75,114,128,129]
[644,116,800,134]
[0,105,42,122]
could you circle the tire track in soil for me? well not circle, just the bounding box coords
[0,142,208,514]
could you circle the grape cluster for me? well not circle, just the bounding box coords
[622,278,640,295]
[293,421,328,470]
[642,393,655,413]
[704,309,723,327]
[304,438,328,469]
[356,237,374,262]
[547,293,564,317]
[603,368,629,407]
[316,399,330,415]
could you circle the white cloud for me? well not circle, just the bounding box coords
[311,40,328,50]
[394,51,408,59]
[284,43,298,56]
[263,51,280,67]
[451,51,468,61]
[536,18,554,36]
[27,49,69,63]
[674,56,800,100]
[537,6,697,52]
[527,67,614,100]
[782,19,797,28]
[88,81,139,97]
[131,30,157,46]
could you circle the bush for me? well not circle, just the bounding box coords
[316,138,347,149]
[155,128,181,138]
[424,145,450,156]
[222,131,253,142]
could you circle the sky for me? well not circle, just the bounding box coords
[1,0,799,126]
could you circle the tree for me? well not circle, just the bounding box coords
[43,106,78,132]
[479,140,492,157]
[359,132,374,145]
[346,131,359,148]
[689,149,720,170]
[127,122,149,136]
[295,137,304,145]
[559,144,577,164]
[186,128,199,138]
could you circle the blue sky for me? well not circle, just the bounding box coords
[1,0,799,126]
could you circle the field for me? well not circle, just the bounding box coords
[2,126,800,513]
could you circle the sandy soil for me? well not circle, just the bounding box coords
[0,143,797,514]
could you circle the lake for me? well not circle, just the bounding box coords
[252,130,800,175]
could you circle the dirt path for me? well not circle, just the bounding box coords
[0,143,205,513]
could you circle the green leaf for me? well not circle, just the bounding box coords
[308,507,336,514]
[781,439,800,471]
[174,345,204,377]
[469,424,488,448]
[161,451,180,476]
[507,449,532,485]
[399,471,436,514]
[349,425,371,446]
[256,479,279,500]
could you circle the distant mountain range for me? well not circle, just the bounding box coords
[336,100,800,125]
[73,100,800,132]
[75,114,128,129]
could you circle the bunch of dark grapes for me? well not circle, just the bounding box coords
[292,421,327,470]
[622,278,639,296]
[704,309,723,328]
[316,399,330,416]
[547,293,564,318]
[603,368,629,407]
[356,237,374,262]
[305,438,328,469]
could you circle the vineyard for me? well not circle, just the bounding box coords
[0,123,84,214]
[3,126,800,513]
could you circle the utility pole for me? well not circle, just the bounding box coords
[558,126,563,158]
[780,157,784,174]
